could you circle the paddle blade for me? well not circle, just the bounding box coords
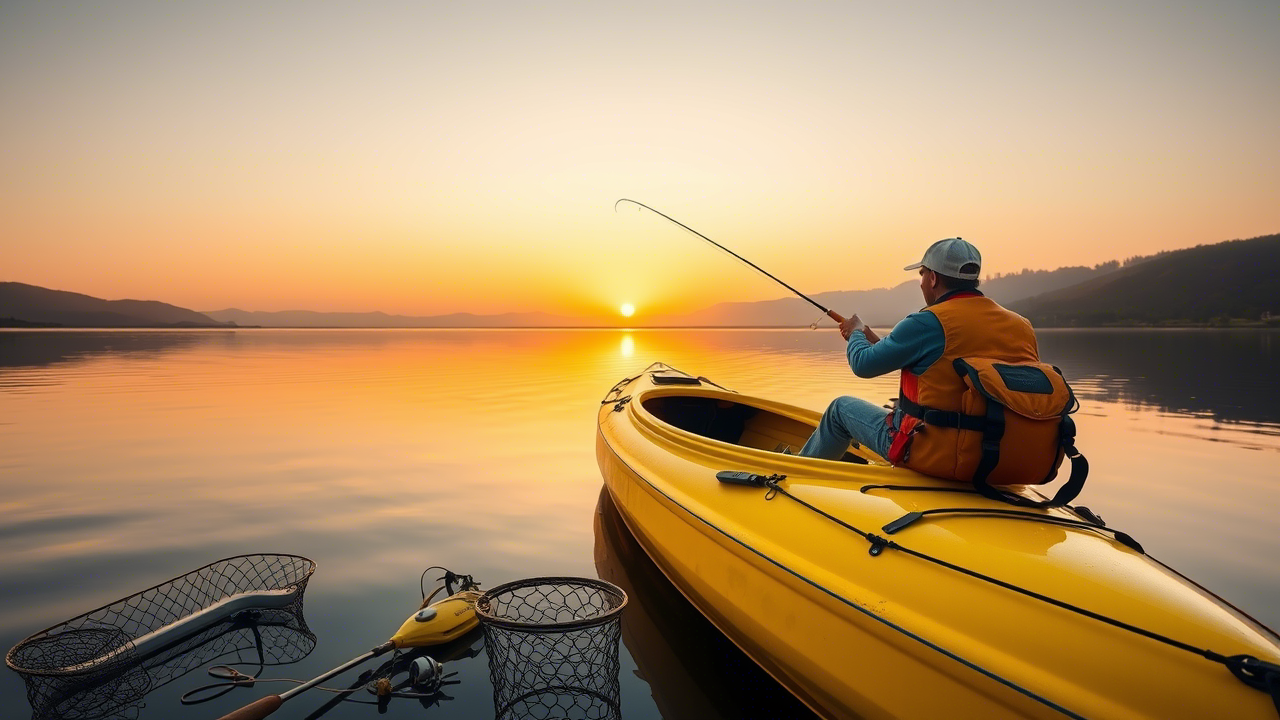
[391,590,481,648]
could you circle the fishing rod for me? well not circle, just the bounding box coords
[614,199,848,325]
[214,572,481,720]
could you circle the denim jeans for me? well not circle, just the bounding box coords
[799,396,894,460]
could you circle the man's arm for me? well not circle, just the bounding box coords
[839,314,880,343]
[845,313,943,378]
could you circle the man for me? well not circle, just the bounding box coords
[798,238,1040,479]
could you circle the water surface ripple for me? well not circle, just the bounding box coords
[1,328,1276,719]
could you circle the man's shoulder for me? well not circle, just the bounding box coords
[892,310,944,335]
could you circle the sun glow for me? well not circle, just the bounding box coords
[619,303,635,318]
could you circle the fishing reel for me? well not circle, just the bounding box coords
[369,653,452,699]
[408,655,444,692]
[420,565,481,606]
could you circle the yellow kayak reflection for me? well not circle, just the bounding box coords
[594,487,818,720]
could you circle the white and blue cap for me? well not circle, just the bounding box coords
[903,237,982,280]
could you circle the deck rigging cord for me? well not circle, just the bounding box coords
[614,199,848,327]
[727,472,1280,712]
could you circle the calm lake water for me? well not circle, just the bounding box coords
[2,328,1277,719]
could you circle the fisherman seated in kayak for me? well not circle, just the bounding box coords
[799,238,1084,499]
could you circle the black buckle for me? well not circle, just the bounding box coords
[1225,654,1280,692]
[922,409,949,426]
[865,533,893,557]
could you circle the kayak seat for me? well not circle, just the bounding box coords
[643,395,869,463]
[739,410,817,454]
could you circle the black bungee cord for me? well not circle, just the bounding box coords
[744,474,1280,713]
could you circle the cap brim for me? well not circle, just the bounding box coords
[903,262,924,271]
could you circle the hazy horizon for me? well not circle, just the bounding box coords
[8,231,1265,323]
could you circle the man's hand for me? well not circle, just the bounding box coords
[839,314,866,341]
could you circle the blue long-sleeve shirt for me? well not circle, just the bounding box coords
[847,311,946,378]
[845,304,949,435]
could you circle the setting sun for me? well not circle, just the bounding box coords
[620,303,636,318]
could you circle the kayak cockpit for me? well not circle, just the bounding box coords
[641,394,869,463]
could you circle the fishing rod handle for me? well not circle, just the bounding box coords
[214,694,282,720]
[827,310,847,324]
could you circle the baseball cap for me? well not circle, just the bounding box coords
[903,237,982,280]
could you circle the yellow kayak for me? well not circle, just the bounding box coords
[595,362,1280,720]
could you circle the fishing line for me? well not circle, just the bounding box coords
[614,199,847,326]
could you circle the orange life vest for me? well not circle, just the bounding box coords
[885,292,1086,506]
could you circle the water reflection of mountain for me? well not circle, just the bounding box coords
[1037,330,1279,427]
[0,331,224,370]
[593,489,818,720]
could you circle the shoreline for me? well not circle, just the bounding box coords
[3,323,1279,331]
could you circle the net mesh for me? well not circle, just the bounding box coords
[6,554,315,720]
[477,577,626,720]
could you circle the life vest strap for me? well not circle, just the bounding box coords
[898,395,989,431]
[971,399,1006,488]
[925,409,987,432]
[971,432,1089,509]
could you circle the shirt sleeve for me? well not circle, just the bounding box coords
[846,312,946,378]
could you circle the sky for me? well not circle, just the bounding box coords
[2,1,1277,321]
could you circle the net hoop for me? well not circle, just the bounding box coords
[475,576,627,632]
[5,553,316,678]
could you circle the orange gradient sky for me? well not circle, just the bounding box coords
[2,2,1277,321]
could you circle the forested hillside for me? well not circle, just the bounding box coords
[1011,234,1280,326]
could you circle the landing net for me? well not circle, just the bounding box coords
[477,576,627,720]
[6,553,315,720]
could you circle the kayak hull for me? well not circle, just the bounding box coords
[598,431,1055,719]
[596,364,1280,719]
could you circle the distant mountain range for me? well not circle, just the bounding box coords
[4,233,1276,328]
[0,282,234,328]
[652,262,1116,327]
[200,260,1127,328]
[202,308,597,328]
